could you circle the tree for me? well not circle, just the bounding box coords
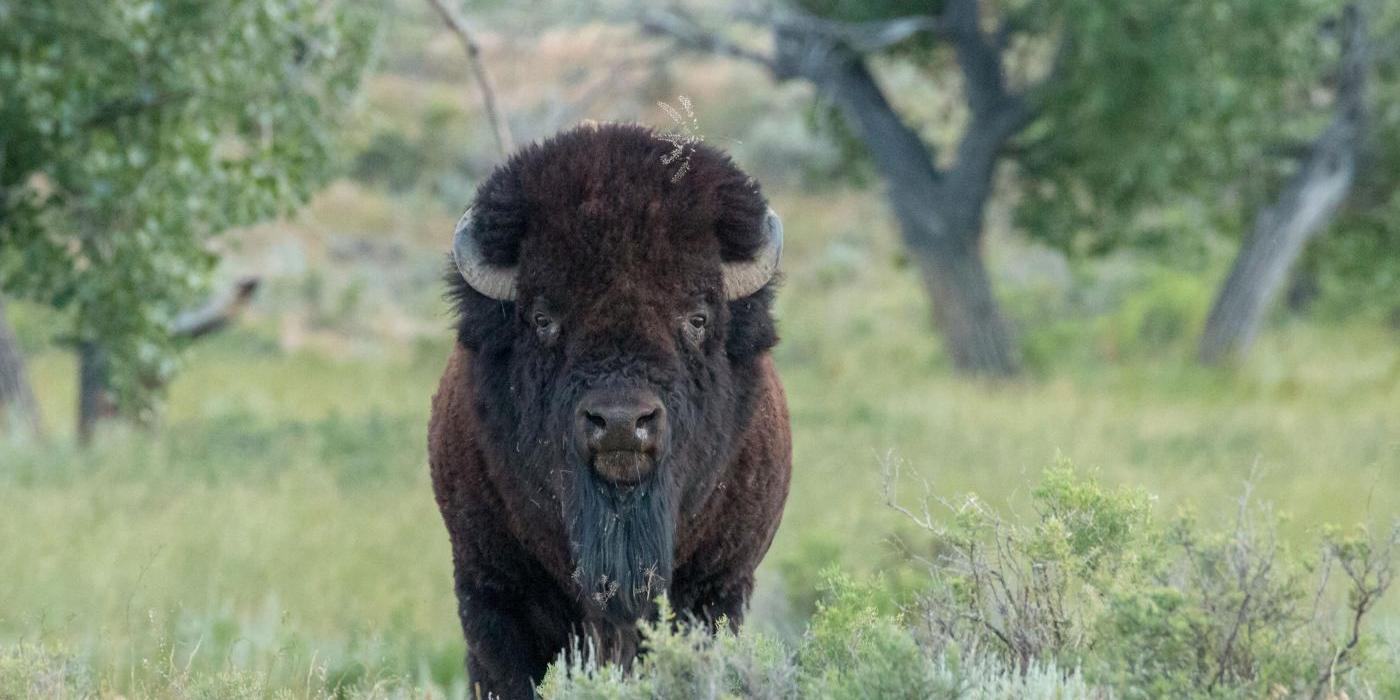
[0,0,372,433]
[0,296,42,438]
[75,277,262,443]
[1199,5,1369,364]
[646,0,1032,375]
[1223,3,1400,339]
[643,0,1336,376]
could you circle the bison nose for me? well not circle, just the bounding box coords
[579,393,664,455]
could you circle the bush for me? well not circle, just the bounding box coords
[890,461,1398,699]
[1013,262,1216,372]
[543,463,1397,699]
[539,598,800,700]
[539,592,1092,700]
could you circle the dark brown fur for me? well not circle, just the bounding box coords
[428,124,792,699]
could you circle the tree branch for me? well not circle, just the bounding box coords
[943,0,1016,118]
[640,6,777,70]
[82,89,192,130]
[538,52,659,133]
[0,295,44,438]
[730,5,944,54]
[171,277,260,340]
[423,0,515,157]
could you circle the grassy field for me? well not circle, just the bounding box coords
[4,5,1399,694]
[3,185,1398,696]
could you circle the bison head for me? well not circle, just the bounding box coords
[448,124,781,622]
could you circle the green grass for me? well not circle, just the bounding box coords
[3,196,1399,697]
[8,2,1398,695]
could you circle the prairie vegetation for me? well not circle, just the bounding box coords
[3,1,1398,697]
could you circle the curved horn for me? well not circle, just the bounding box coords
[452,207,518,301]
[722,208,783,300]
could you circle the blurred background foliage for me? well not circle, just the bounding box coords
[0,0,374,415]
[1,0,1398,696]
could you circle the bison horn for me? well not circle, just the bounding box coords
[722,208,783,300]
[452,207,518,301]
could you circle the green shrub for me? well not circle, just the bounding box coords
[1094,271,1212,361]
[1013,263,1216,372]
[539,599,800,700]
[0,644,94,698]
[539,589,1094,700]
[893,463,1398,699]
[796,572,944,699]
[543,465,1396,699]
[351,130,425,193]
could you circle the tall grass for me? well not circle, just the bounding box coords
[5,309,1397,695]
[4,190,1399,694]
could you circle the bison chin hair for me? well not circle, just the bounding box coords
[564,457,676,624]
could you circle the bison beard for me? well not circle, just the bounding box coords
[557,377,685,624]
[565,463,675,622]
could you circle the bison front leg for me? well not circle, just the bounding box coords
[676,573,753,632]
[457,584,552,700]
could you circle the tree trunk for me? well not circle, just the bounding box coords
[71,277,259,444]
[643,1,1032,375]
[910,235,1019,374]
[1197,138,1355,363]
[1284,260,1320,314]
[1198,5,1367,365]
[0,296,43,437]
[77,341,118,444]
[772,23,1023,376]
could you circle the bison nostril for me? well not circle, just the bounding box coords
[636,408,659,432]
[584,411,607,432]
[578,393,665,457]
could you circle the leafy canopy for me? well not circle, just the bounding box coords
[795,0,1400,308]
[0,0,373,411]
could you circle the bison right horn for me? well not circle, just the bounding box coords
[721,208,783,300]
[453,207,519,301]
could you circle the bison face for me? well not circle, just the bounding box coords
[447,125,781,623]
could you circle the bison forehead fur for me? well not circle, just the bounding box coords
[428,123,792,700]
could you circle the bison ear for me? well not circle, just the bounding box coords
[453,207,519,301]
[720,208,783,300]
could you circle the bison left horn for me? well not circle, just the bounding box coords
[452,207,518,301]
[722,208,783,300]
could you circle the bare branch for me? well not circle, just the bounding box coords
[539,52,659,133]
[731,5,944,54]
[171,277,261,340]
[423,0,515,157]
[640,5,777,70]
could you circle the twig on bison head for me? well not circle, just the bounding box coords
[657,95,704,182]
[423,0,515,157]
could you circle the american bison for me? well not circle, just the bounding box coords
[428,123,792,698]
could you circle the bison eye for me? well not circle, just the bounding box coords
[531,311,559,343]
[681,312,708,347]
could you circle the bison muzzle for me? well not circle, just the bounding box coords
[428,123,792,699]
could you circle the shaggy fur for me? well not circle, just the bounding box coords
[428,123,792,699]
